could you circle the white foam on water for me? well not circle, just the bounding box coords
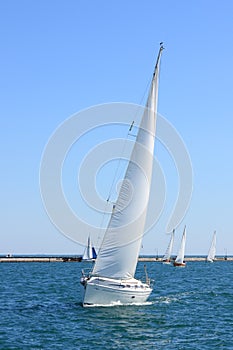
[84,300,153,308]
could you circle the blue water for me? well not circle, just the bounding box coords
[0,261,232,349]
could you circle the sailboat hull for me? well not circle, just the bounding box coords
[173,262,186,267]
[81,276,152,307]
[162,259,171,264]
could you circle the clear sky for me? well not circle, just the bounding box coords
[1,0,233,256]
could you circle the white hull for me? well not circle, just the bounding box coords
[81,276,152,307]
[82,259,95,262]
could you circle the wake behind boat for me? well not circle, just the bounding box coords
[80,44,164,306]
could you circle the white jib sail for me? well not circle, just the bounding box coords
[207,231,216,261]
[163,229,175,261]
[175,226,186,264]
[92,47,163,279]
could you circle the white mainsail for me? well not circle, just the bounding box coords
[162,229,175,262]
[92,47,163,280]
[207,231,216,262]
[175,226,186,265]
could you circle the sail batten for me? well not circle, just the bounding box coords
[92,48,163,279]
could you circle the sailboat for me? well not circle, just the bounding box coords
[162,229,175,264]
[173,226,186,267]
[206,231,216,262]
[82,236,97,262]
[80,43,164,306]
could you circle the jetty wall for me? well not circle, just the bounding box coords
[0,256,232,263]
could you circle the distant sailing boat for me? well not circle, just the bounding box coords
[206,231,216,262]
[173,226,186,267]
[162,229,175,264]
[80,43,164,306]
[82,236,97,261]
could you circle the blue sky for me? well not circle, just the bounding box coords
[1,1,233,255]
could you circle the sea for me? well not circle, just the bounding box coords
[0,260,232,350]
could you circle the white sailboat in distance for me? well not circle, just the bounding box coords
[162,229,175,264]
[173,226,186,267]
[82,236,97,262]
[80,43,164,306]
[206,231,216,262]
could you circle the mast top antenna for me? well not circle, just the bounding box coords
[160,42,164,50]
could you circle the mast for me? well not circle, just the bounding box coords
[153,42,164,78]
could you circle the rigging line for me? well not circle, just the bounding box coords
[97,46,163,243]
[139,43,164,109]
[106,128,131,203]
[138,76,151,107]
[106,69,153,201]
[129,48,161,129]
[115,77,152,192]
[109,45,163,194]
[97,123,133,246]
[96,198,110,249]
